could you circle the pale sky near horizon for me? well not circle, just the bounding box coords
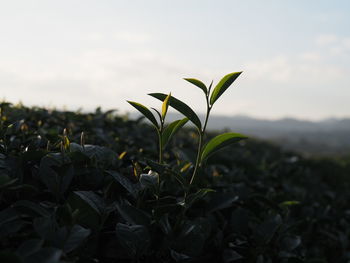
[0,0,349,120]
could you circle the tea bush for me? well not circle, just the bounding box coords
[0,73,350,263]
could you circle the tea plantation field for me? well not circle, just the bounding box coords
[1,102,350,263]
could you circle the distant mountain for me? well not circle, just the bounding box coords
[203,115,350,156]
[130,112,350,156]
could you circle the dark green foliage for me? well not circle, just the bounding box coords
[0,101,350,262]
[161,118,189,148]
[149,93,202,130]
[200,132,248,162]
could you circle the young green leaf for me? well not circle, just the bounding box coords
[200,132,247,162]
[127,101,158,128]
[184,78,207,95]
[210,72,242,105]
[162,93,171,120]
[161,118,188,147]
[148,93,202,130]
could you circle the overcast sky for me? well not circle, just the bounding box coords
[1,0,349,120]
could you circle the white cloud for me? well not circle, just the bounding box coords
[299,52,322,62]
[0,47,208,113]
[315,34,338,46]
[314,35,350,57]
[1,32,350,120]
[244,34,350,86]
[244,56,292,82]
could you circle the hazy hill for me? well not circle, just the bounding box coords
[205,115,350,156]
[131,112,350,156]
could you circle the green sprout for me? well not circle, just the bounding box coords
[127,93,188,164]
[149,72,247,185]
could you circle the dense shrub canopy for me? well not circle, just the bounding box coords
[0,102,350,263]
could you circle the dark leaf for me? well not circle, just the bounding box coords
[73,191,104,214]
[0,251,22,263]
[68,191,102,229]
[148,93,202,130]
[16,239,44,258]
[24,248,62,263]
[139,173,158,189]
[161,118,188,148]
[106,170,141,198]
[116,223,150,259]
[116,202,151,226]
[185,188,215,209]
[200,132,247,162]
[206,192,239,213]
[280,235,301,252]
[184,78,207,95]
[127,101,158,128]
[254,214,282,245]
[62,225,91,253]
[223,249,243,263]
[13,200,51,218]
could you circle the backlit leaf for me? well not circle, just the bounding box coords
[184,78,207,95]
[210,72,242,105]
[200,132,247,162]
[162,93,171,120]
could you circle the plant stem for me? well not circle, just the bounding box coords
[190,130,202,185]
[202,94,212,136]
[157,128,163,164]
[156,122,164,200]
[189,95,211,185]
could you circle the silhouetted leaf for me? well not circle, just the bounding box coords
[116,223,150,259]
[106,170,141,198]
[0,251,22,263]
[223,249,243,263]
[206,192,239,213]
[68,191,103,229]
[73,191,104,214]
[185,188,215,209]
[139,173,158,189]
[175,217,211,257]
[13,200,50,218]
[127,101,158,128]
[116,202,151,226]
[17,239,44,258]
[0,208,20,227]
[39,153,74,197]
[24,248,62,263]
[149,93,202,130]
[161,118,188,147]
[254,214,282,245]
[159,214,172,235]
[62,225,91,253]
[0,174,17,189]
[280,235,301,251]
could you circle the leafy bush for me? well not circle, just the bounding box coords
[0,73,350,263]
